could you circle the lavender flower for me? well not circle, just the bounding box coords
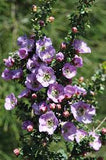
[62,122,76,141]
[56,52,64,62]
[1,68,12,80]
[75,85,87,96]
[72,40,91,54]
[89,132,102,151]
[64,85,76,98]
[36,65,56,87]
[17,36,28,48]
[4,93,17,110]
[38,46,55,63]
[71,101,96,124]
[73,55,83,67]
[3,56,14,68]
[22,120,33,130]
[75,129,88,143]
[36,36,52,53]
[17,36,34,51]
[18,48,28,59]
[25,73,42,91]
[39,111,59,135]
[12,69,23,79]
[32,102,48,115]
[18,89,31,99]
[47,83,65,103]
[27,54,39,71]
[2,68,22,80]
[62,63,77,79]
[36,36,55,63]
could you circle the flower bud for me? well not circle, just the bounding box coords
[101,128,106,135]
[40,105,47,113]
[43,142,47,147]
[50,103,56,110]
[56,104,62,110]
[72,27,78,33]
[39,20,45,27]
[61,42,67,50]
[32,5,37,12]
[13,148,20,156]
[32,93,37,99]
[90,91,95,96]
[63,111,70,118]
[79,76,84,82]
[48,16,55,23]
[27,125,33,132]
[82,152,88,157]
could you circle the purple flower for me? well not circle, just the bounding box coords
[75,129,88,143]
[64,85,76,98]
[18,89,31,99]
[74,85,87,96]
[4,93,17,110]
[39,46,55,63]
[89,132,102,151]
[62,63,77,79]
[36,36,55,63]
[25,73,42,91]
[36,36,52,52]
[12,69,23,79]
[2,68,23,80]
[17,36,28,48]
[62,122,76,141]
[73,55,83,67]
[36,65,56,87]
[3,56,15,68]
[18,48,28,59]
[39,111,59,135]
[1,68,12,80]
[32,102,48,115]
[72,40,91,54]
[56,52,64,62]
[47,83,65,103]
[17,36,34,51]
[71,101,96,124]
[27,55,39,71]
[22,120,33,130]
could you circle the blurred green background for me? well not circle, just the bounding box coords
[0,0,106,159]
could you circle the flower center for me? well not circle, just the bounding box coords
[47,119,54,128]
[43,73,51,81]
[52,89,59,97]
[41,46,46,51]
[65,68,70,75]
[77,107,85,116]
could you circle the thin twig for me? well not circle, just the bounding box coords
[94,117,106,131]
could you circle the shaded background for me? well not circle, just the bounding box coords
[0,0,106,159]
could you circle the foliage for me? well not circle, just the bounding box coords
[0,0,106,160]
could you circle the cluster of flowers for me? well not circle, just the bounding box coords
[2,35,102,153]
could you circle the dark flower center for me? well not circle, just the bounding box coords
[77,107,85,116]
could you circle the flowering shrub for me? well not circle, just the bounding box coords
[1,0,106,160]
